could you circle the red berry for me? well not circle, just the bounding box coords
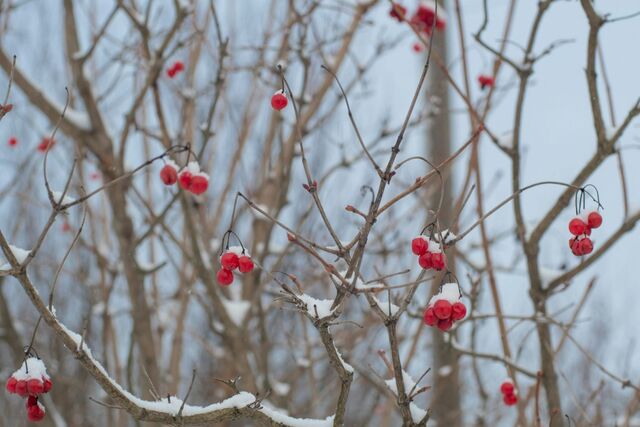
[503,392,518,406]
[418,252,433,269]
[42,379,52,393]
[271,91,288,111]
[579,237,593,255]
[173,61,185,72]
[500,380,514,395]
[216,269,234,286]
[167,67,176,78]
[160,164,178,186]
[423,307,437,326]
[5,376,17,393]
[451,302,467,321]
[389,3,407,21]
[178,170,193,190]
[8,136,17,147]
[37,137,55,152]
[568,218,586,236]
[15,379,28,397]
[478,75,495,90]
[437,317,453,331]
[412,42,424,53]
[27,378,44,395]
[221,252,239,270]
[26,395,38,408]
[431,252,446,271]
[27,403,46,422]
[0,103,13,113]
[238,255,254,273]
[569,238,581,256]
[433,299,452,320]
[588,211,602,229]
[411,237,429,256]
[189,174,209,195]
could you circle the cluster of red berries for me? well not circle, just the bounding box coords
[160,160,209,195]
[500,379,518,406]
[216,246,255,286]
[271,90,288,111]
[5,358,52,422]
[568,210,602,256]
[423,282,466,331]
[390,1,446,49]
[37,137,55,153]
[478,74,495,90]
[411,235,447,271]
[166,60,185,78]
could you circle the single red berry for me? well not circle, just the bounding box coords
[178,170,193,190]
[271,91,288,111]
[160,164,178,186]
[423,307,437,326]
[437,317,453,331]
[15,379,28,397]
[433,299,452,320]
[579,237,593,255]
[37,137,55,153]
[451,302,467,321]
[27,403,46,422]
[418,252,433,269]
[568,218,586,235]
[167,67,176,78]
[62,221,71,232]
[503,392,518,406]
[27,378,44,395]
[569,238,581,256]
[411,237,429,256]
[412,42,424,53]
[189,174,209,195]
[42,379,52,393]
[431,252,446,271]
[588,211,602,229]
[5,376,17,393]
[8,136,18,147]
[216,268,234,286]
[0,103,13,113]
[26,395,38,408]
[389,3,407,21]
[238,255,254,273]
[478,75,495,90]
[500,380,515,395]
[221,252,240,270]
[173,61,185,72]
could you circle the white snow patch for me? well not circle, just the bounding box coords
[372,295,399,316]
[11,357,50,381]
[272,381,291,396]
[0,244,31,270]
[384,370,427,423]
[52,191,76,205]
[260,402,334,426]
[428,282,461,306]
[334,345,354,374]
[438,365,452,377]
[222,298,251,326]
[297,294,335,319]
